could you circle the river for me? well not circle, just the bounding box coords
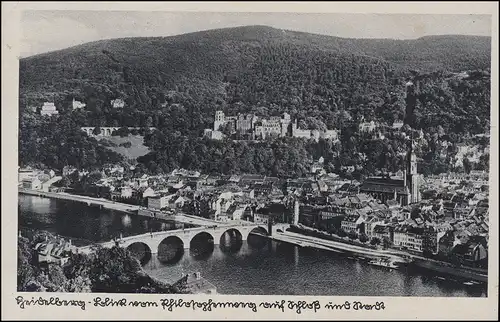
[18,194,487,297]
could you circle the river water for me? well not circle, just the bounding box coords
[18,194,487,297]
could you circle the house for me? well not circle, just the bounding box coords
[40,102,59,116]
[111,98,125,109]
[136,176,149,188]
[120,186,133,198]
[359,121,377,133]
[142,187,156,198]
[172,196,188,209]
[18,167,34,182]
[253,212,269,224]
[341,215,362,234]
[22,177,42,190]
[34,237,77,266]
[40,176,62,192]
[311,161,325,174]
[365,217,383,238]
[371,225,392,242]
[171,272,217,294]
[148,195,172,210]
[392,121,404,130]
[226,204,252,221]
[72,98,86,110]
[393,226,425,252]
[62,166,77,177]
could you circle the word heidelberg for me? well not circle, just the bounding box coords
[16,296,386,314]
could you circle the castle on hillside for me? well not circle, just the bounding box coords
[204,111,339,142]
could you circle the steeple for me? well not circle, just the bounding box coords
[406,139,420,204]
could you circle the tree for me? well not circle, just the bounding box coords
[220,123,234,137]
[382,237,391,249]
[347,230,358,241]
[92,126,101,136]
[370,237,381,246]
[337,229,347,238]
[359,233,369,243]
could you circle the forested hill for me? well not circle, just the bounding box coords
[20,26,490,111]
[18,26,491,175]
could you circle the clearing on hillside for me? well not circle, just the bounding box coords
[98,135,150,161]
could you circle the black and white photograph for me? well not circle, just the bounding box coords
[9,3,496,305]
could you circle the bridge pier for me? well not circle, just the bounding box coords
[84,224,272,262]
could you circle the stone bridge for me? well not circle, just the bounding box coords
[78,223,289,256]
[81,127,157,137]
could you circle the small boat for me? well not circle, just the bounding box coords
[463,281,476,286]
[368,258,399,269]
[347,256,355,260]
[436,276,447,281]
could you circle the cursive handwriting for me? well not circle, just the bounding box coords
[160,298,258,312]
[15,296,386,313]
[15,296,86,310]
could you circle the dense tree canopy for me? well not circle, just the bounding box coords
[19,26,491,176]
[17,231,173,293]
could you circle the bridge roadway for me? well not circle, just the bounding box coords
[19,188,224,227]
[77,223,287,255]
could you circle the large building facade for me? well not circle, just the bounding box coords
[207,110,339,141]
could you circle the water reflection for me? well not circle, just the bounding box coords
[157,236,184,264]
[18,194,190,245]
[19,195,488,297]
[219,229,243,254]
[189,232,215,260]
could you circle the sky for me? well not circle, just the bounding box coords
[20,11,492,57]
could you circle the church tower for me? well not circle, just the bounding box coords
[293,200,300,225]
[407,143,420,204]
[404,77,420,204]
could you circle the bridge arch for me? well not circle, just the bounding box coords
[219,228,243,253]
[189,231,215,259]
[246,226,269,249]
[126,242,152,265]
[157,236,184,263]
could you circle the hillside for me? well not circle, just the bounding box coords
[18,26,491,175]
[98,135,150,161]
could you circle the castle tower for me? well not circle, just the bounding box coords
[280,112,291,137]
[292,119,298,137]
[214,110,225,131]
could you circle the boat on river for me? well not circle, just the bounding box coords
[368,258,400,269]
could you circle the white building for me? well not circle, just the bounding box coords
[393,227,424,252]
[148,195,172,210]
[22,177,42,190]
[392,121,404,130]
[40,102,59,116]
[18,167,34,182]
[142,187,156,198]
[203,129,225,140]
[111,99,125,109]
[359,121,377,133]
[72,98,86,110]
[120,186,133,198]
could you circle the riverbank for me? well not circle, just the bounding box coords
[19,188,139,214]
[268,228,488,283]
[19,189,225,227]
